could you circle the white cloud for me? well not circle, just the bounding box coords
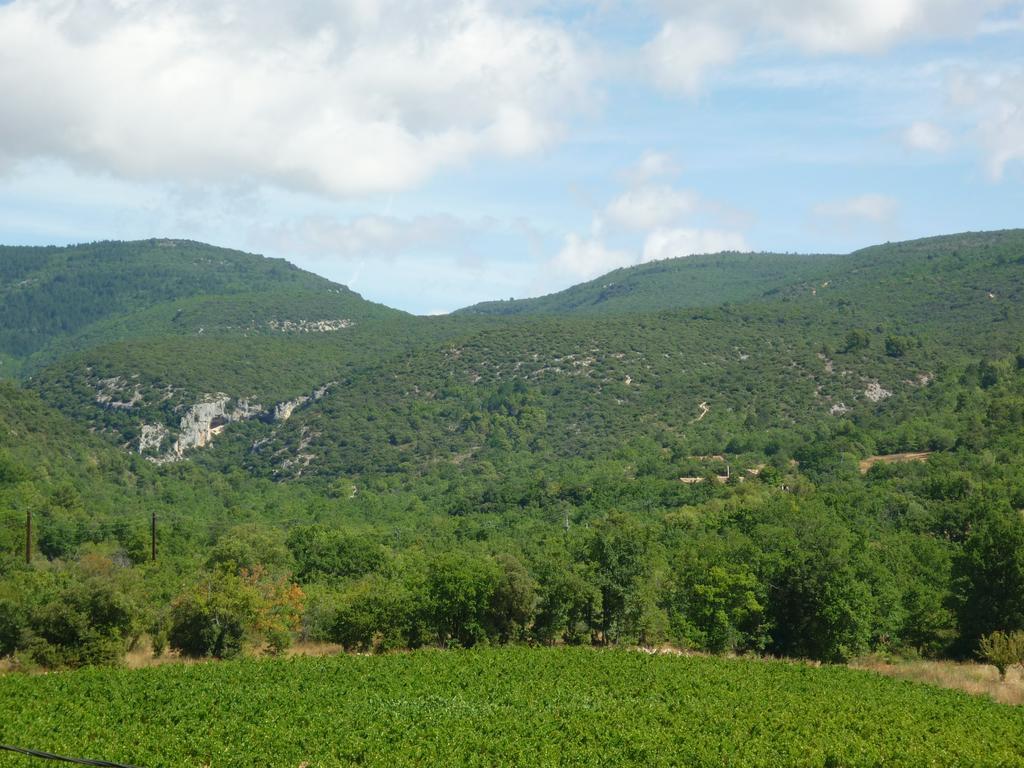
[604,185,697,230]
[644,20,739,95]
[813,194,899,223]
[0,0,592,196]
[642,227,749,262]
[947,69,1024,179]
[903,121,953,153]
[252,213,473,261]
[978,8,1024,34]
[622,151,681,185]
[642,1,1014,93]
[549,234,634,281]
[752,0,1003,53]
[981,96,1024,180]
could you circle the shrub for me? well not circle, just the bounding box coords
[978,630,1024,681]
[169,567,304,659]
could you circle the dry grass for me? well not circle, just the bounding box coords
[0,639,348,676]
[852,656,1024,705]
[123,639,344,668]
[285,641,344,658]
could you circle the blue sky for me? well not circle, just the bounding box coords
[0,1,1021,313]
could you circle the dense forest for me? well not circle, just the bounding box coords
[2,232,1024,672]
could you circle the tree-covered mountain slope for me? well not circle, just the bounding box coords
[27,230,1024,477]
[0,239,403,376]
[455,230,1024,318]
[6,230,1024,671]
[456,250,838,316]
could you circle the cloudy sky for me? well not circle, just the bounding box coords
[0,1,1022,313]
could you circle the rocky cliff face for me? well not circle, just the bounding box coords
[272,384,330,422]
[138,423,169,453]
[139,385,332,461]
[171,395,244,456]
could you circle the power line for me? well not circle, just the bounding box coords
[0,744,141,768]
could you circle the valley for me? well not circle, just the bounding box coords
[2,232,1024,764]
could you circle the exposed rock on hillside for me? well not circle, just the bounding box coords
[139,385,333,461]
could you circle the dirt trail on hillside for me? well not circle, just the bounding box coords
[858,452,932,473]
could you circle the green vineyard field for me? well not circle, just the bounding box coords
[1,648,1023,767]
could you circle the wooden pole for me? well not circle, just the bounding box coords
[25,508,31,565]
[151,510,157,563]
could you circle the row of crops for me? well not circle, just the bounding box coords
[1,648,1023,766]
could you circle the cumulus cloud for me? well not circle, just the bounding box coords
[903,121,953,153]
[642,1,1013,93]
[621,151,681,185]
[251,213,473,261]
[813,194,899,224]
[947,69,1024,179]
[642,227,749,262]
[604,185,698,230]
[0,0,592,196]
[546,225,748,286]
[544,150,751,285]
[549,234,634,281]
[644,20,738,95]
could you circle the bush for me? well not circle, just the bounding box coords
[169,567,304,659]
[0,598,25,657]
[884,335,914,358]
[978,630,1024,681]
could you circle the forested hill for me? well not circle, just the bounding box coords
[456,250,838,316]
[4,228,1024,671]
[28,228,1024,474]
[0,239,403,376]
[455,230,1024,317]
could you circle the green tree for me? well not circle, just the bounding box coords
[767,545,873,662]
[842,329,871,352]
[953,507,1024,653]
[425,552,500,648]
[487,554,537,643]
[977,630,1024,681]
[668,565,768,653]
[168,567,303,659]
[585,514,652,645]
[286,525,386,582]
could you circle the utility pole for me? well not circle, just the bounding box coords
[151,510,157,563]
[25,508,31,565]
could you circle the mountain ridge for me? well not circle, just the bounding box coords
[0,238,404,377]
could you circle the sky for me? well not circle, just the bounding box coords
[0,1,1022,314]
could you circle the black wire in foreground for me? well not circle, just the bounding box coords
[0,745,141,768]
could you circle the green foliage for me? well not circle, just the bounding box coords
[0,239,401,370]
[978,630,1024,681]
[457,251,837,316]
[843,328,872,352]
[425,552,502,648]
[5,230,1024,673]
[168,567,303,659]
[286,525,386,582]
[953,507,1024,652]
[667,565,768,653]
[885,334,915,358]
[0,556,142,668]
[2,649,1024,767]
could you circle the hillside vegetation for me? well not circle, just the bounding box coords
[0,238,401,376]
[30,230,1024,476]
[1,231,1024,678]
[456,230,1022,318]
[456,250,838,316]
